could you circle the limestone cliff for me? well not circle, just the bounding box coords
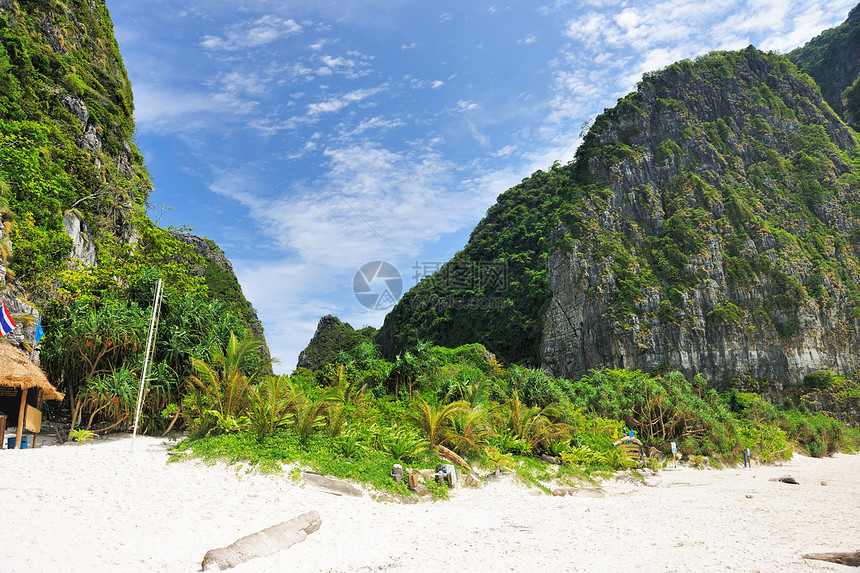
[789,4,860,124]
[0,1,266,364]
[542,47,860,389]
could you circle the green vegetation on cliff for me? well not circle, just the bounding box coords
[789,4,860,123]
[380,42,860,391]
[0,1,266,434]
[378,163,581,366]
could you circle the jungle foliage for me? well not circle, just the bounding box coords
[177,335,860,498]
[0,1,266,435]
[42,270,265,434]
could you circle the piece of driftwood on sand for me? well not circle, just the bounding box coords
[201,510,321,571]
[802,550,860,567]
[436,444,473,472]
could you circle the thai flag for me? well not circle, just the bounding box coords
[0,300,16,336]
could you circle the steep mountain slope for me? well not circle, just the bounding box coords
[0,0,262,337]
[380,38,860,388]
[377,166,571,366]
[542,47,860,387]
[789,4,860,124]
[0,1,266,423]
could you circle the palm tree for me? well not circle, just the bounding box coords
[292,388,338,443]
[388,351,419,398]
[188,331,270,433]
[492,394,570,454]
[248,374,300,436]
[444,407,491,456]
[410,399,468,447]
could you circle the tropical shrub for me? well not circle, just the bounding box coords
[186,331,269,436]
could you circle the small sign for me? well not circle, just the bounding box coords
[24,405,42,433]
[670,441,677,454]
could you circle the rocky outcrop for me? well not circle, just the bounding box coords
[56,93,102,152]
[170,232,237,274]
[62,211,97,267]
[541,48,860,389]
[0,283,43,364]
[297,315,372,370]
[169,231,267,346]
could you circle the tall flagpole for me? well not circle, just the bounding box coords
[131,278,163,451]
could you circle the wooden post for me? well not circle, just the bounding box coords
[15,387,27,449]
[32,389,43,448]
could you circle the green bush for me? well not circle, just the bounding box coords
[706,301,744,324]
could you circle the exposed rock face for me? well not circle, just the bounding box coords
[541,48,860,389]
[0,284,44,364]
[57,93,101,152]
[62,211,97,267]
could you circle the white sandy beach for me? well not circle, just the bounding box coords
[1,435,858,573]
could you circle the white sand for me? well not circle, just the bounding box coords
[1,435,858,572]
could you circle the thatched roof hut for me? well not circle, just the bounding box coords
[0,344,64,400]
[0,343,63,449]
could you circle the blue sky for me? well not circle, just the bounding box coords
[107,0,855,373]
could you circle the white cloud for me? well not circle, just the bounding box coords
[456,99,481,112]
[430,80,445,89]
[317,51,375,79]
[132,83,256,132]
[218,70,269,95]
[492,144,517,158]
[306,87,385,116]
[350,116,406,135]
[201,15,302,51]
[468,122,490,147]
[207,143,494,269]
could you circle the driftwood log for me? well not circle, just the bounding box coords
[436,444,473,472]
[201,510,321,571]
[802,551,860,567]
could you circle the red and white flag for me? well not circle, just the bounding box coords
[0,300,16,336]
